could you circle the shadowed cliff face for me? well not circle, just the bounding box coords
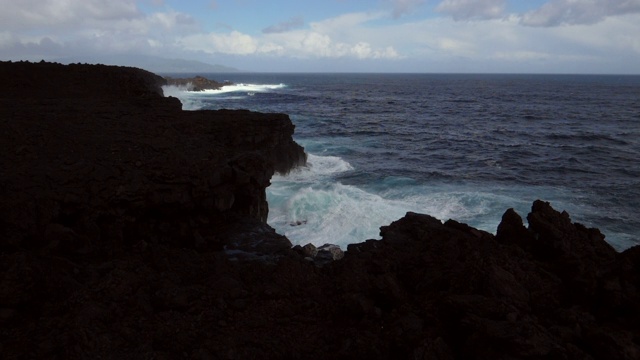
[0,61,306,255]
[1,62,639,360]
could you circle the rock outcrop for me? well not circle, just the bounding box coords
[164,75,232,91]
[1,61,639,360]
[0,61,306,255]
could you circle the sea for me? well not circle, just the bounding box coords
[162,73,640,251]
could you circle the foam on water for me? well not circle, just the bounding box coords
[267,180,526,248]
[273,153,354,182]
[162,83,286,110]
[193,83,286,95]
[162,73,640,251]
[162,85,205,110]
[267,153,527,248]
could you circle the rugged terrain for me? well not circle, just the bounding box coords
[164,75,232,91]
[1,61,639,359]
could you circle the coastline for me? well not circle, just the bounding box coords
[1,61,639,359]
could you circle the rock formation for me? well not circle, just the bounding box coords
[1,61,639,360]
[0,61,306,256]
[164,75,232,91]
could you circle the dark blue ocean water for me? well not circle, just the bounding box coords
[163,73,640,251]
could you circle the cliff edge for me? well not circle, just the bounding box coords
[0,61,306,255]
[1,62,639,360]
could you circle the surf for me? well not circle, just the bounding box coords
[161,83,286,110]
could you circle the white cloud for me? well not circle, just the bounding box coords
[262,28,400,59]
[243,11,402,60]
[549,14,640,54]
[0,0,200,60]
[521,0,640,27]
[180,31,258,55]
[435,0,506,21]
[0,0,140,29]
[301,32,333,56]
[1,1,638,72]
[340,12,640,72]
[257,42,285,55]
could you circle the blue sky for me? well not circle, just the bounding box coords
[1,0,639,73]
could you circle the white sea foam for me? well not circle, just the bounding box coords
[267,153,526,248]
[161,83,286,110]
[272,153,353,182]
[192,83,286,95]
[162,85,205,110]
[267,180,516,248]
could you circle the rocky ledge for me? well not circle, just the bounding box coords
[1,61,639,359]
[164,75,233,91]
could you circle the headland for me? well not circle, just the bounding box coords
[1,61,638,359]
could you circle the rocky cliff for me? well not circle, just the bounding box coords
[164,75,232,91]
[0,61,306,256]
[1,61,639,360]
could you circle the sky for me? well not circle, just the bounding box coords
[1,0,639,73]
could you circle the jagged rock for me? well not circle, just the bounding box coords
[316,244,344,263]
[302,243,318,258]
[221,217,292,261]
[292,243,318,259]
[164,75,232,91]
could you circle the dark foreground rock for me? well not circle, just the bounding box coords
[1,62,639,360]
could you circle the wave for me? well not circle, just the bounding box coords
[267,153,529,248]
[161,83,286,110]
[191,83,286,95]
[272,153,353,182]
[162,84,205,110]
[267,180,521,248]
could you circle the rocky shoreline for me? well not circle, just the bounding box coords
[1,61,639,359]
[164,75,233,91]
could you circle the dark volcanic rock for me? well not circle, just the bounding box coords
[164,75,232,91]
[0,60,166,99]
[1,61,639,360]
[0,61,306,256]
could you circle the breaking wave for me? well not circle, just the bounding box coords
[162,83,286,110]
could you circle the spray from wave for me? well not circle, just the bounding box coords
[162,84,205,110]
[191,83,286,95]
[162,83,286,111]
[266,153,529,248]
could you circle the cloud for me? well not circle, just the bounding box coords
[0,0,140,29]
[521,0,640,27]
[262,16,304,34]
[265,12,401,59]
[0,1,198,61]
[181,27,401,60]
[297,34,399,59]
[309,12,386,34]
[388,0,426,19]
[180,31,258,55]
[435,0,506,21]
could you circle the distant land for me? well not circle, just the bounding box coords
[55,54,239,73]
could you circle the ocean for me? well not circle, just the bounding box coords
[162,73,640,251]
